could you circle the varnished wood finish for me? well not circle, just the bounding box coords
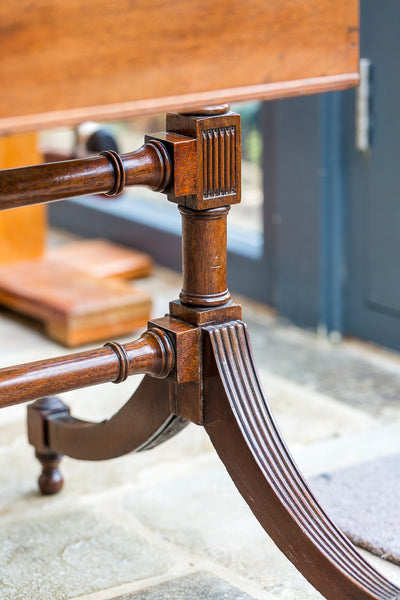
[0,75,360,135]
[149,316,203,424]
[28,377,188,462]
[0,142,171,210]
[165,108,240,309]
[28,396,70,493]
[203,321,400,600]
[0,328,173,408]
[166,110,241,210]
[0,259,152,346]
[0,1,358,133]
[6,102,397,599]
[49,239,153,280]
[145,133,197,199]
[0,13,387,590]
[36,449,64,495]
[169,299,242,327]
[179,206,231,307]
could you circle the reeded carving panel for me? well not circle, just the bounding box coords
[202,127,236,200]
[166,110,241,210]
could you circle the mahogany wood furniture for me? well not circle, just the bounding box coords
[2,2,398,599]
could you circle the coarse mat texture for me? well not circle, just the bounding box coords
[310,453,400,565]
[112,572,257,599]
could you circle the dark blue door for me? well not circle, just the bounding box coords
[343,0,400,351]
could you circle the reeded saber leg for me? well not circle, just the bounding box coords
[202,321,400,600]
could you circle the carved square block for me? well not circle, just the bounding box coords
[166,111,241,210]
[148,315,202,424]
[145,132,197,198]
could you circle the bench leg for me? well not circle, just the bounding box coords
[20,105,400,599]
[27,376,188,492]
[203,321,400,600]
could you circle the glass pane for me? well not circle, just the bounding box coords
[230,102,263,235]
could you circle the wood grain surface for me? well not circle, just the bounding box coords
[0,0,359,132]
[0,142,172,210]
[0,134,46,261]
[0,328,173,407]
[49,239,153,280]
[0,259,152,346]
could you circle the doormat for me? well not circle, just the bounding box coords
[310,454,400,565]
[112,572,257,599]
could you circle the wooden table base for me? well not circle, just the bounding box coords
[1,106,398,600]
[25,317,400,600]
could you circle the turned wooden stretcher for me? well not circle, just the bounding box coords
[2,2,398,599]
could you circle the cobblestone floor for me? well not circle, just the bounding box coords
[1,239,400,599]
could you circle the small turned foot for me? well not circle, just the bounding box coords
[35,449,64,495]
[27,396,70,495]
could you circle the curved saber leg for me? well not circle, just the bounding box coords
[203,322,400,600]
[28,375,188,491]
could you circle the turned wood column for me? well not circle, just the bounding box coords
[165,105,241,310]
[179,205,230,306]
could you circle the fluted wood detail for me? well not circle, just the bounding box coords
[204,321,400,600]
[202,126,236,198]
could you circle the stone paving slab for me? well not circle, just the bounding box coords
[245,312,400,420]
[117,460,323,600]
[113,572,258,600]
[257,370,373,445]
[0,502,176,600]
[0,427,210,520]
[294,421,400,477]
